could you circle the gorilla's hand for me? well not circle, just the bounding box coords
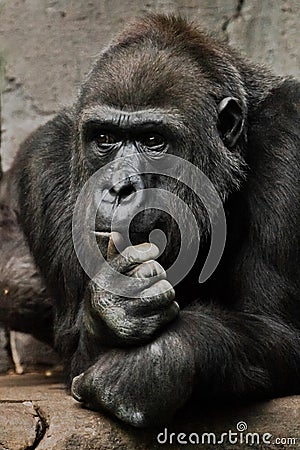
[71,328,194,427]
[83,242,179,345]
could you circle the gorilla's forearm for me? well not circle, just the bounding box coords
[70,312,195,427]
[70,305,300,427]
[179,308,300,397]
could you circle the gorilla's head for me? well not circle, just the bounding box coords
[72,15,246,267]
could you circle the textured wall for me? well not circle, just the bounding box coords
[0,0,299,170]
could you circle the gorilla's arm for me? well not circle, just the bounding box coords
[71,80,300,427]
[71,305,300,427]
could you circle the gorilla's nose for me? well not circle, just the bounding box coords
[95,175,144,230]
[94,171,145,232]
[110,178,137,205]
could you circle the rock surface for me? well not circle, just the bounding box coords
[0,373,299,450]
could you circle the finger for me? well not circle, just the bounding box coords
[139,301,180,331]
[139,279,175,308]
[89,273,156,305]
[71,370,101,410]
[71,373,85,402]
[128,260,166,279]
[111,243,160,273]
[159,300,180,323]
[142,279,175,299]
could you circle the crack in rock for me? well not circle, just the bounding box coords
[222,0,245,37]
[24,403,48,450]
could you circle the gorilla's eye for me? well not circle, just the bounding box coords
[139,133,166,151]
[95,133,119,147]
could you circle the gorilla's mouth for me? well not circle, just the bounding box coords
[93,209,181,271]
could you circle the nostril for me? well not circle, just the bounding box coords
[119,184,136,202]
[110,182,136,204]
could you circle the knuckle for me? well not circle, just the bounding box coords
[134,260,165,279]
[161,301,180,323]
[140,280,175,301]
[158,279,174,294]
[147,260,166,277]
[111,253,128,269]
[121,246,135,261]
[120,243,158,267]
[121,245,146,262]
[119,248,141,269]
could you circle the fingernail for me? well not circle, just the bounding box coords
[138,243,158,252]
[71,373,85,402]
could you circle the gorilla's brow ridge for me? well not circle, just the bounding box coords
[79,105,186,135]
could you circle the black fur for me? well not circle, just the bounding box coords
[5,15,300,426]
[0,174,53,344]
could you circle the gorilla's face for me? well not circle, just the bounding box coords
[76,43,246,263]
[79,107,185,263]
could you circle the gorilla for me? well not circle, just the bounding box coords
[3,14,300,427]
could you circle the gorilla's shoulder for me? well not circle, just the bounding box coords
[15,107,75,169]
[247,77,300,158]
[256,77,300,121]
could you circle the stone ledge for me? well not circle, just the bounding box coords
[0,373,299,450]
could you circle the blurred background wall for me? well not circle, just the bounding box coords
[0,0,299,372]
[0,0,300,170]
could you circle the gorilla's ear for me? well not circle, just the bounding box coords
[217,97,244,148]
